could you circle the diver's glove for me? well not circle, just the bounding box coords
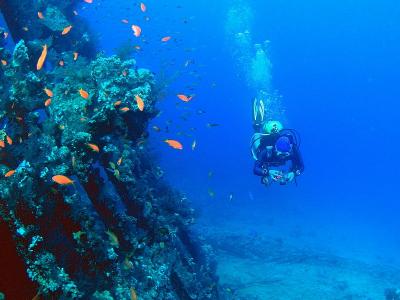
[286,172,295,182]
[269,170,283,181]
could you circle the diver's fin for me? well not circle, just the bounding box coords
[253,98,264,123]
[253,97,259,122]
[259,98,265,122]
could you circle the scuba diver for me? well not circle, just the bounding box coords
[251,97,304,186]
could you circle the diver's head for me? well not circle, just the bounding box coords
[263,120,283,134]
[275,136,292,157]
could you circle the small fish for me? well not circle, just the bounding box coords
[22,26,29,32]
[123,258,133,270]
[208,171,213,178]
[229,193,233,201]
[131,25,141,37]
[140,2,146,12]
[207,123,220,128]
[164,139,183,150]
[161,36,171,42]
[134,45,141,50]
[73,10,78,16]
[52,175,74,185]
[1,60,7,66]
[84,0,93,3]
[106,230,119,247]
[196,109,206,115]
[117,157,123,166]
[6,136,13,145]
[72,156,76,169]
[114,100,122,106]
[73,52,79,61]
[3,32,8,39]
[152,125,161,132]
[61,25,73,35]
[4,169,15,177]
[114,169,120,180]
[184,59,195,67]
[135,95,144,111]
[37,11,44,19]
[0,140,5,148]
[208,188,215,197]
[87,143,100,152]
[130,287,138,300]
[44,88,53,97]
[36,44,47,70]
[177,94,193,102]
[191,140,196,150]
[121,19,129,24]
[79,88,89,99]
[120,107,130,112]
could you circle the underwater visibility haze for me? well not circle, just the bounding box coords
[0,0,399,299]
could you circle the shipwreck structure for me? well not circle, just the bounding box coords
[0,1,224,299]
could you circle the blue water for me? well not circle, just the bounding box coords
[82,0,399,266]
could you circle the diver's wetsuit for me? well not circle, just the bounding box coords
[253,135,304,178]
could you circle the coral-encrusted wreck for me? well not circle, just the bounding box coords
[0,2,223,299]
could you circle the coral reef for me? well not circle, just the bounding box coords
[0,3,225,299]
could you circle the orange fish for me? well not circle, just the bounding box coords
[59,60,64,66]
[120,107,130,112]
[52,175,74,185]
[73,52,79,61]
[84,0,93,3]
[140,2,146,12]
[6,136,12,145]
[117,157,123,166]
[161,36,171,42]
[5,170,16,177]
[44,98,52,107]
[177,94,193,102]
[130,288,137,300]
[121,19,129,24]
[62,25,72,35]
[87,143,100,152]
[38,11,44,19]
[135,95,144,111]
[164,139,183,150]
[36,44,47,70]
[114,100,122,106]
[1,60,7,66]
[44,88,53,97]
[32,292,40,300]
[131,25,141,37]
[0,140,5,148]
[79,88,89,99]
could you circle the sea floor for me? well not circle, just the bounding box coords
[195,214,400,300]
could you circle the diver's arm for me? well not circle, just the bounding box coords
[254,160,269,177]
[291,147,304,175]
